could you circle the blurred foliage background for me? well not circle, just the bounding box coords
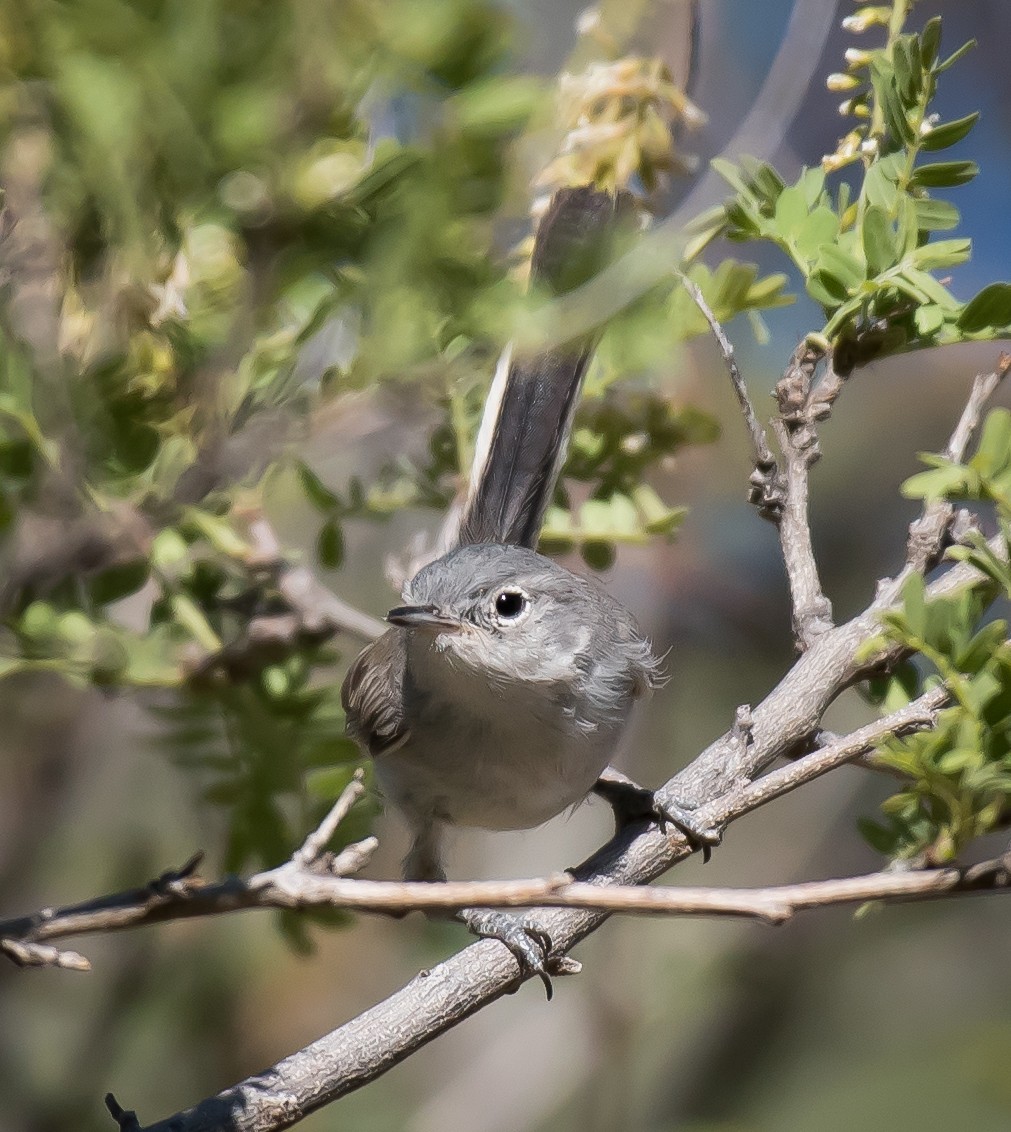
[2,1,1011,1130]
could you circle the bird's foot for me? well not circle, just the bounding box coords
[593,770,722,863]
[459,908,559,999]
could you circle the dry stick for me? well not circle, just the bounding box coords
[772,342,835,648]
[564,852,1011,922]
[0,690,945,967]
[22,853,1008,948]
[905,352,1011,574]
[289,771,369,869]
[679,273,830,649]
[676,271,779,485]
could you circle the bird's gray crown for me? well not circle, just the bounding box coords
[403,543,588,611]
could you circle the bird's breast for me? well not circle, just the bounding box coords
[375,669,627,830]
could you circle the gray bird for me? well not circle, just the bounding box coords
[341,187,716,993]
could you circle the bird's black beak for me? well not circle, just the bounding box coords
[386,604,463,631]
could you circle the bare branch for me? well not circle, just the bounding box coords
[289,771,368,869]
[681,287,833,650]
[769,342,836,648]
[1,937,91,971]
[905,352,1011,573]
[708,687,948,821]
[676,271,780,505]
[550,850,1011,923]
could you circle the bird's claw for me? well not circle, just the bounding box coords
[594,773,721,862]
[651,796,723,864]
[459,908,556,999]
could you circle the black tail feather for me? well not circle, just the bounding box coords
[458,186,634,549]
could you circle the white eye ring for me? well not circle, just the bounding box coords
[493,588,529,622]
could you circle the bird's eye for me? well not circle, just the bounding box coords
[494,590,527,619]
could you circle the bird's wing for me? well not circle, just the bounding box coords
[340,629,411,758]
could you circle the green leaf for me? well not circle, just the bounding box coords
[934,39,977,74]
[741,157,785,203]
[711,156,749,195]
[900,268,958,309]
[773,185,808,232]
[451,75,542,135]
[632,485,686,536]
[914,304,945,337]
[908,238,971,271]
[914,198,960,232]
[794,207,839,261]
[809,245,866,306]
[892,35,922,103]
[920,112,980,152]
[581,541,615,571]
[911,161,979,188]
[798,165,826,207]
[724,200,762,238]
[937,747,982,775]
[807,272,849,307]
[970,410,1011,478]
[957,283,1011,333]
[894,197,918,259]
[151,528,189,570]
[858,816,900,855]
[920,17,943,68]
[317,520,345,569]
[346,146,424,206]
[863,156,902,211]
[745,272,791,305]
[901,461,978,502]
[861,205,896,277]
[90,560,150,607]
[298,463,340,512]
[869,57,914,145]
[900,574,928,638]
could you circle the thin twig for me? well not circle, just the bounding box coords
[905,352,1011,574]
[943,353,1011,463]
[290,770,367,869]
[26,854,1011,956]
[676,270,780,496]
[560,853,1011,923]
[681,281,832,649]
[1,937,91,971]
[705,686,949,824]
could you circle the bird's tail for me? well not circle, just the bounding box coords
[456,186,634,549]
